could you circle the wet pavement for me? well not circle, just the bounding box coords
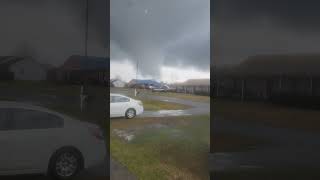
[210,117,320,172]
[140,94,210,117]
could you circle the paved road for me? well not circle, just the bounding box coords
[211,117,320,172]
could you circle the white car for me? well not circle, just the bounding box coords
[0,101,106,179]
[110,93,144,119]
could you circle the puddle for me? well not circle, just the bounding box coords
[142,110,192,117]
[113,129,135,142]
[146,123,168,129]
[113,123,178,142]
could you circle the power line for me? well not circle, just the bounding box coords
[85,0,89,57]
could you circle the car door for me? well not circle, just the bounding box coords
[110,95,118,117]
[5,108,64,171]
[116,96,130,116]
[112,96,130,116]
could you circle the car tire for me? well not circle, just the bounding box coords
[125,108,136,119]
[48,147,84,180]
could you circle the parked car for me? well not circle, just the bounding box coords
[110,93,144,119]
[152,85,175,92]
[0,101,106,179]
[152,88,166,92]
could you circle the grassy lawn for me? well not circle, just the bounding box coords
[140,99,191,111]
[110,115,210,180]
[214,99,320,132]
[111,87,210,103]
[143,91,210,103]
[212,133,267,153]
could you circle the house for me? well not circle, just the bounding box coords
[0,56,51,81]
[110,79,126,87]
[173,79,210,95]
[59,55,108,85]
[214,54,320,101]
[127,79,162,89]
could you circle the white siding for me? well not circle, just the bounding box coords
[113,80,126,87]
[9,59,47,80]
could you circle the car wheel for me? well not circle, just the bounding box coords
[48,147,83,180]
[125,108,136,119]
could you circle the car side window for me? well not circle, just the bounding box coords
[110,96,116,103]
[0,108,10,131]
[113,96,130,103]
[10,108,64,130]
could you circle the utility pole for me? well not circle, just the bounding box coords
[135,60,139,96]
[85,0,89,57]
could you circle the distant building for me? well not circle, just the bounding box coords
[173,79,210,95]
[214,54,320,101]
[0,56,51,81]
[110,79,126,88]
[127,79,162,88]
[59,55,108,85]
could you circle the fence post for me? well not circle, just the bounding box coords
[241,79,245,101]
[310,76,313,96]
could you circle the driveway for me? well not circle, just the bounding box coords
[211,117,320,172]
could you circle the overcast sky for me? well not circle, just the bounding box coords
[110,0,210,83]
[0,0,108,66]
[213,0,320,67]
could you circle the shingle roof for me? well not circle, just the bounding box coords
[0,56,27,70]
[128,79,162,87]
[175,79,210,86]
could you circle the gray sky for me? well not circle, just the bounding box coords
[213,0,320,67]
[110,0,210,82]
[0,0,108,66]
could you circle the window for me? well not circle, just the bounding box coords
[10,108,64,130]
[111,96,129,103]
[0,108,10,131]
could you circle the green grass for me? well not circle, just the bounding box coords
[212,133,268,153]
[140,99,191,111]
[143,91,210,103]
[110,115,210,180]
[111,87,210,103]
[214,99,320,132]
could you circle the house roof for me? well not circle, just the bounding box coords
[110,79,126,83]
[0,56,25,68]
[61,55,109,71]
[216,54,320,78]
[128,79,162,86]
[175,79,210,86]
[0,56,55,71]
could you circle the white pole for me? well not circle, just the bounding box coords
[241,79,245,101]
[135,60,139,96]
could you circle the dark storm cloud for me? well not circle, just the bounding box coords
[213,0,320,66]
[111,0,210,77]
[0,0,108,66]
